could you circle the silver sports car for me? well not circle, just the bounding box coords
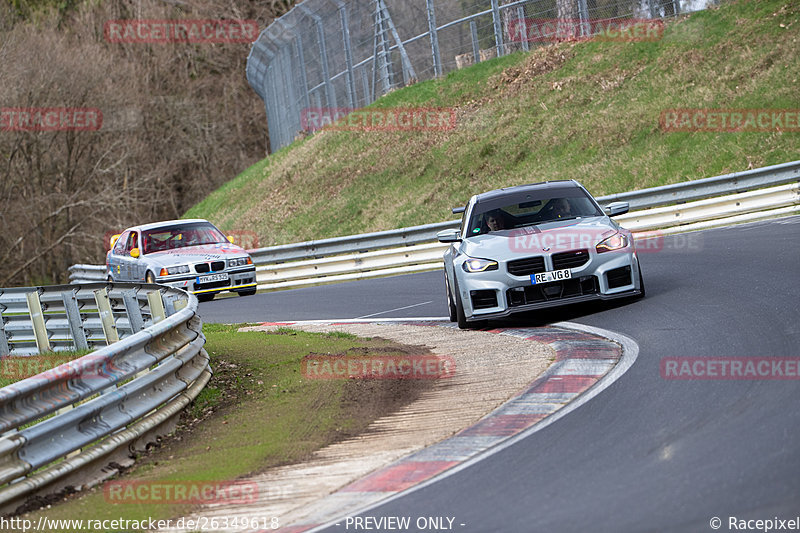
[106,219,257,302]
[438,180,644,329]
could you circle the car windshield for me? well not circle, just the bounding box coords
[142,222,227,254]
[466,189,602,237]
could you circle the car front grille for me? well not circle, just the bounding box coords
[507,256,546,276]
[552,249,590,270]
[195,261,226,273]
[507,276,598,307]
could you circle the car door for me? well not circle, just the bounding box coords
[120,231,139,281]
[109,231,130,280]
[127,230,145,281]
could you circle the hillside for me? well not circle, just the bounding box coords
[185,0,799,248]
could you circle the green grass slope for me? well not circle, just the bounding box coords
[186,0,799,247]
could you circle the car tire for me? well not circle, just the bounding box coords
[145,271,156,284]
[637,262,646,298]
[197,293,215,303]
[456,291,468,330]
[454,278,473,330]
[445,274,457,322]
[238,289,257,297]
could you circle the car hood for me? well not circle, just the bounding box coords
[459,216,621,258]
[143,243,249,267]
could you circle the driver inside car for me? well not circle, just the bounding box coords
[550,198,573,219]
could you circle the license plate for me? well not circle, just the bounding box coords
[197,273,229,284]
[531,269,572,285]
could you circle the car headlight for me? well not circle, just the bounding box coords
[596,233,629,253]
[228,257,253,268]
[162,265,190,276]
[462,258,499,273]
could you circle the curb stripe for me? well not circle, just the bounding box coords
[272,320,635,533]
[341,461,459,493]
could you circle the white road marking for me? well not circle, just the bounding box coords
[355,301,434,319]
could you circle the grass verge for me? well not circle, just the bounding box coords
[18,323,433,530]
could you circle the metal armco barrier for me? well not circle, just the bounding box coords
[69,160,800,290]
[0,283,209,514]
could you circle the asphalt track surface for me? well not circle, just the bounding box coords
[200,217,800,532]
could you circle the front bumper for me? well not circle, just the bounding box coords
[156,266,257,295]
[455,248,642,320]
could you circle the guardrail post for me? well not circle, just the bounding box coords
[147,291,167,324]
[61,289,89,351]
[163,296,177,317]
[122,289,145,332]
[94,288,119,345]
[26,290,51,353]
[0,292,9,356]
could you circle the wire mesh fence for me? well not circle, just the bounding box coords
[247,0,718,152]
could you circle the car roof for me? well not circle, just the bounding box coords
[124,219,213,233]
[473,180,582,204]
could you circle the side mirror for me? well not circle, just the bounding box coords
[437,229,462,243]
[130,248,141,259]
[604,202,629,217]
[227,236,235,244]
[109,234,121,249]
[452,206,466,215]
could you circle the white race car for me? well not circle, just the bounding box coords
[106,219,257,302]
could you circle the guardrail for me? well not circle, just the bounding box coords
[69,160,800,290]
[0,283,209,515]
